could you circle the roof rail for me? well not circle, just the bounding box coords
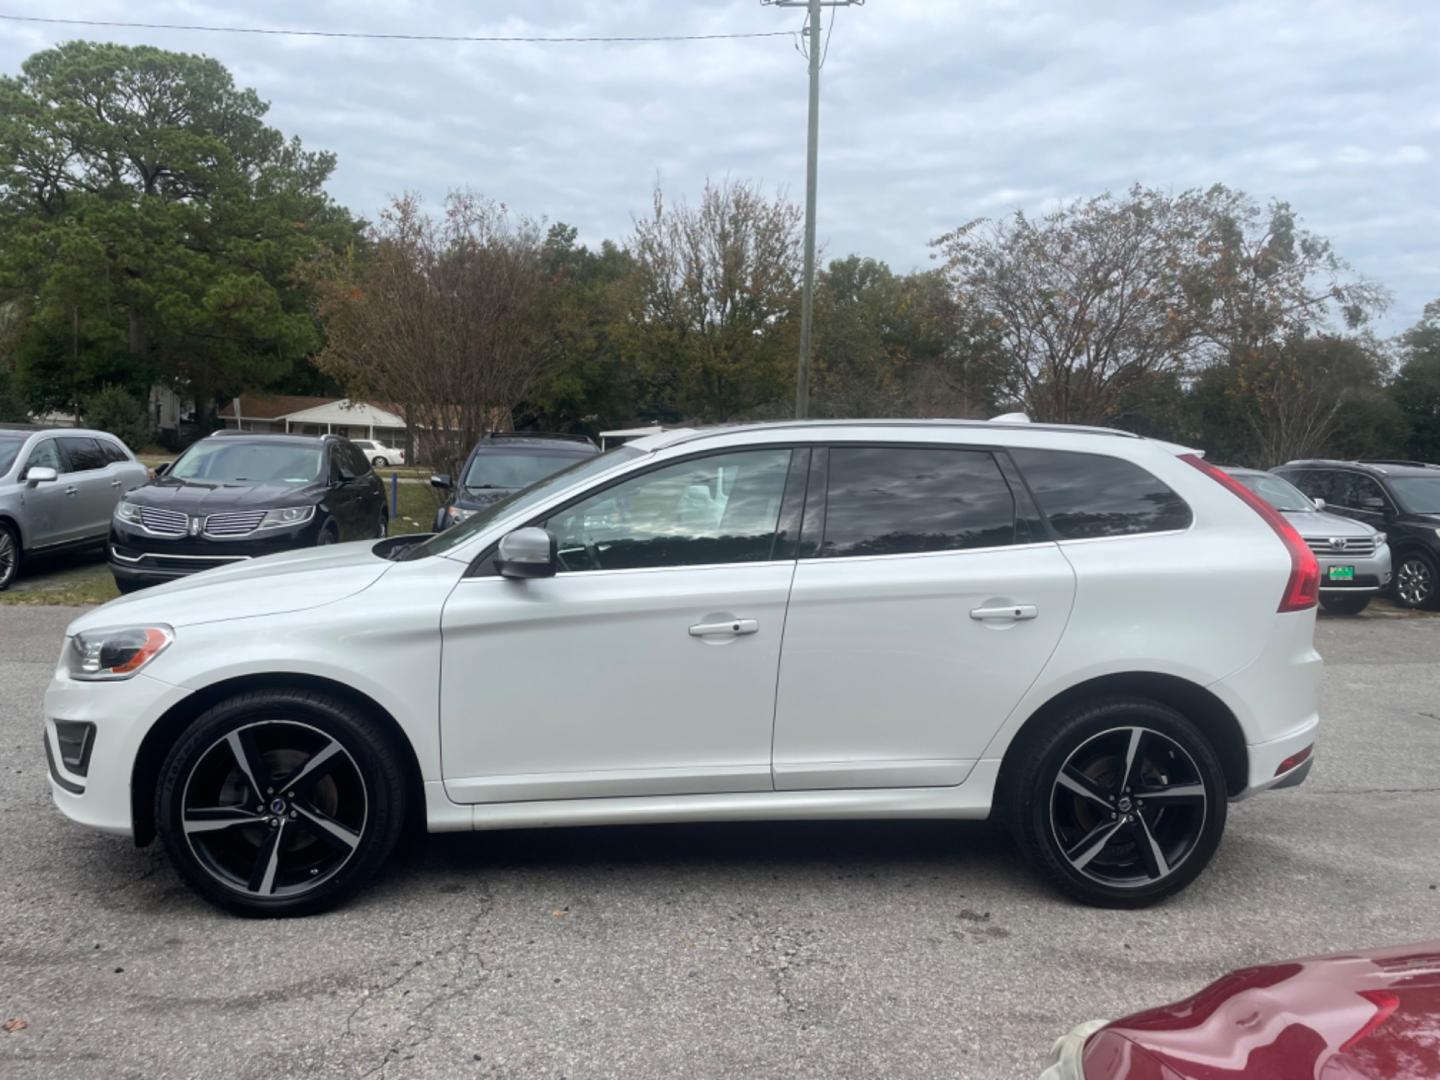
[486,431,595,446]
[662,418,1139,449]
[1360,459,1440,469]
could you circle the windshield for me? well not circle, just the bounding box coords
[1388,476,1440,514]
[463,449,592,491]
[0,437,22,477]
[168,440,323,486]
[1234,472,1315,513]
[406,446,645,559]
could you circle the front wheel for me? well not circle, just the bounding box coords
[0,522,19,590]
[1394,552,1439,609]
[1004,697,1227,908]
[155,690,407,916]
[1320,593,1371,616]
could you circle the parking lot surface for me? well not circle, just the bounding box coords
[2,606,1438,1079]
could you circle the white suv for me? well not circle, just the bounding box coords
[43,420,1321,916]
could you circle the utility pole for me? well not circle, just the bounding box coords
[766,0,863,419]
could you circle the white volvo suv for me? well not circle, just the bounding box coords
[43,420,1321,916]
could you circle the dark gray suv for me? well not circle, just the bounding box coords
[0,426,149,590]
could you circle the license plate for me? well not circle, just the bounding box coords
[1328,566,1355,581]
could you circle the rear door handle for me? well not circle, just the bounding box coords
[970,604,1038,622]
[111,479,124,488]
[689,618,758,637]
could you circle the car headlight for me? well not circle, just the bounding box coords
[257,506,316,530]
[67,626,173,681]
[445,506,475,524]
[113,501,143,526]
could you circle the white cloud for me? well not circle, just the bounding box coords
[1,0,1436,333]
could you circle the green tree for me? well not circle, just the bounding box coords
[83,384,152,449]
[0,41,360,423]
[1394,301,1440,464]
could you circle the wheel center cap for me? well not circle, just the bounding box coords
[269,798,287,815]
[1117,796,1133,813]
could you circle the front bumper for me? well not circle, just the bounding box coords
[1315,543,1391,593]
[109,519,324,584]
[45,669,190,839]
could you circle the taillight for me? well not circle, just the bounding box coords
[1179,454,1319,613]
[1274,744,1313,776]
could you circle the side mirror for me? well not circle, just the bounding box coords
[153,461,170,477]
[25,466,57,487]
[495,527,558,580]
[430,473,452,490]
[1312,497,1325,510]
[1360,496,1387,512]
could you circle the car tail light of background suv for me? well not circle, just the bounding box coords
[1181,454,1320,613]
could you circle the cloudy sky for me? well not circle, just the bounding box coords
[2,1,1437,335]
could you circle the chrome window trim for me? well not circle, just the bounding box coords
[1054,526,1193,546]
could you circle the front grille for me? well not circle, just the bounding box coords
[204,510,267,537]
[1306,536,1377,557]
[138,506,187,535]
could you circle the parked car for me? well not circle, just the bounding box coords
[46,418,1321,916]
[350,438,405,468]
[1222,468,1391,615]
[1274,459,1440,609]
[0,425,149,590]
[1040,940,1440,1079]
[431,431,597,531]
[108,431,388,593]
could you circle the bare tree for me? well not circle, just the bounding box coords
[313,192,548,470]
[628,178,803,421]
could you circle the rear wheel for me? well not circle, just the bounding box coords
[371,456,386,467]
[0,522,19,590]
[1005,696,1227,908]
[1320,593,1371,615]
[1394,552,1438,609]
[155,690,407,917]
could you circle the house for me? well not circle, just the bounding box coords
[218,395,410,447]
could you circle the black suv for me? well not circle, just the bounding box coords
[431,432,597,531]
[110,432,388,592]
[1273,459,1440,608]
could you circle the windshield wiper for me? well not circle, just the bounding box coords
[464,483,506,491]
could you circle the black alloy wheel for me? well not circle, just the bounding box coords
[318,521,340,545]
[156,691,406,916]
[0,523,18,590]
[1395,552,1438,609]
[1005,696,1227,908]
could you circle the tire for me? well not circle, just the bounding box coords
[1394,551,1439,610]
[372,456,386,467]
[1004,696,1227,909]
[377,508,389,538]
[0,522,19,591]
[1319,593,1371,616]
[318,521,340,546]
[155,689,408,917]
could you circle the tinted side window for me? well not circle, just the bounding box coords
[346,443,372,476]
[99,439,130,464]
[25,439,62,475]
[57,437,107,472]
[1010,448,1191,540]
[1334,473,1389,511]
[820,447,1017,558]
[546,449,792,571]
[1277,469,1331,501]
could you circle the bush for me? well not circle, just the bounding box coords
[83,385,152,450]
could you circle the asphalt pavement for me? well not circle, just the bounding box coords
[2,605,1438,1079]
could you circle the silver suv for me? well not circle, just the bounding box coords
[1224,468,1391,614]
[0,426,149,590]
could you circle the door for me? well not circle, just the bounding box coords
[771,445,1076,790]
[1332,472,1395,528]
[18,438,80,547]
[325,446,366,539]
[55,436,118,540]
[439,447,804,803]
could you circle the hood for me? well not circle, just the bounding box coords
[125,477,323,511]
[1080,942,1440,1079]
[1281,509,1382,542]
[69,541,393,633]
[454,487,515,511]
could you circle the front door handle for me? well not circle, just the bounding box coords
[970,604,1038,622]
[64,486,79,496]
[111,479,124,488]
[689,618,759,637]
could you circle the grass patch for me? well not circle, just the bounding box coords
[389,478,443,535]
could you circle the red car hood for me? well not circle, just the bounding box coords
[1083,942,1440,1079]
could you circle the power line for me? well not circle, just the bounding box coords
[0,13,795,45]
